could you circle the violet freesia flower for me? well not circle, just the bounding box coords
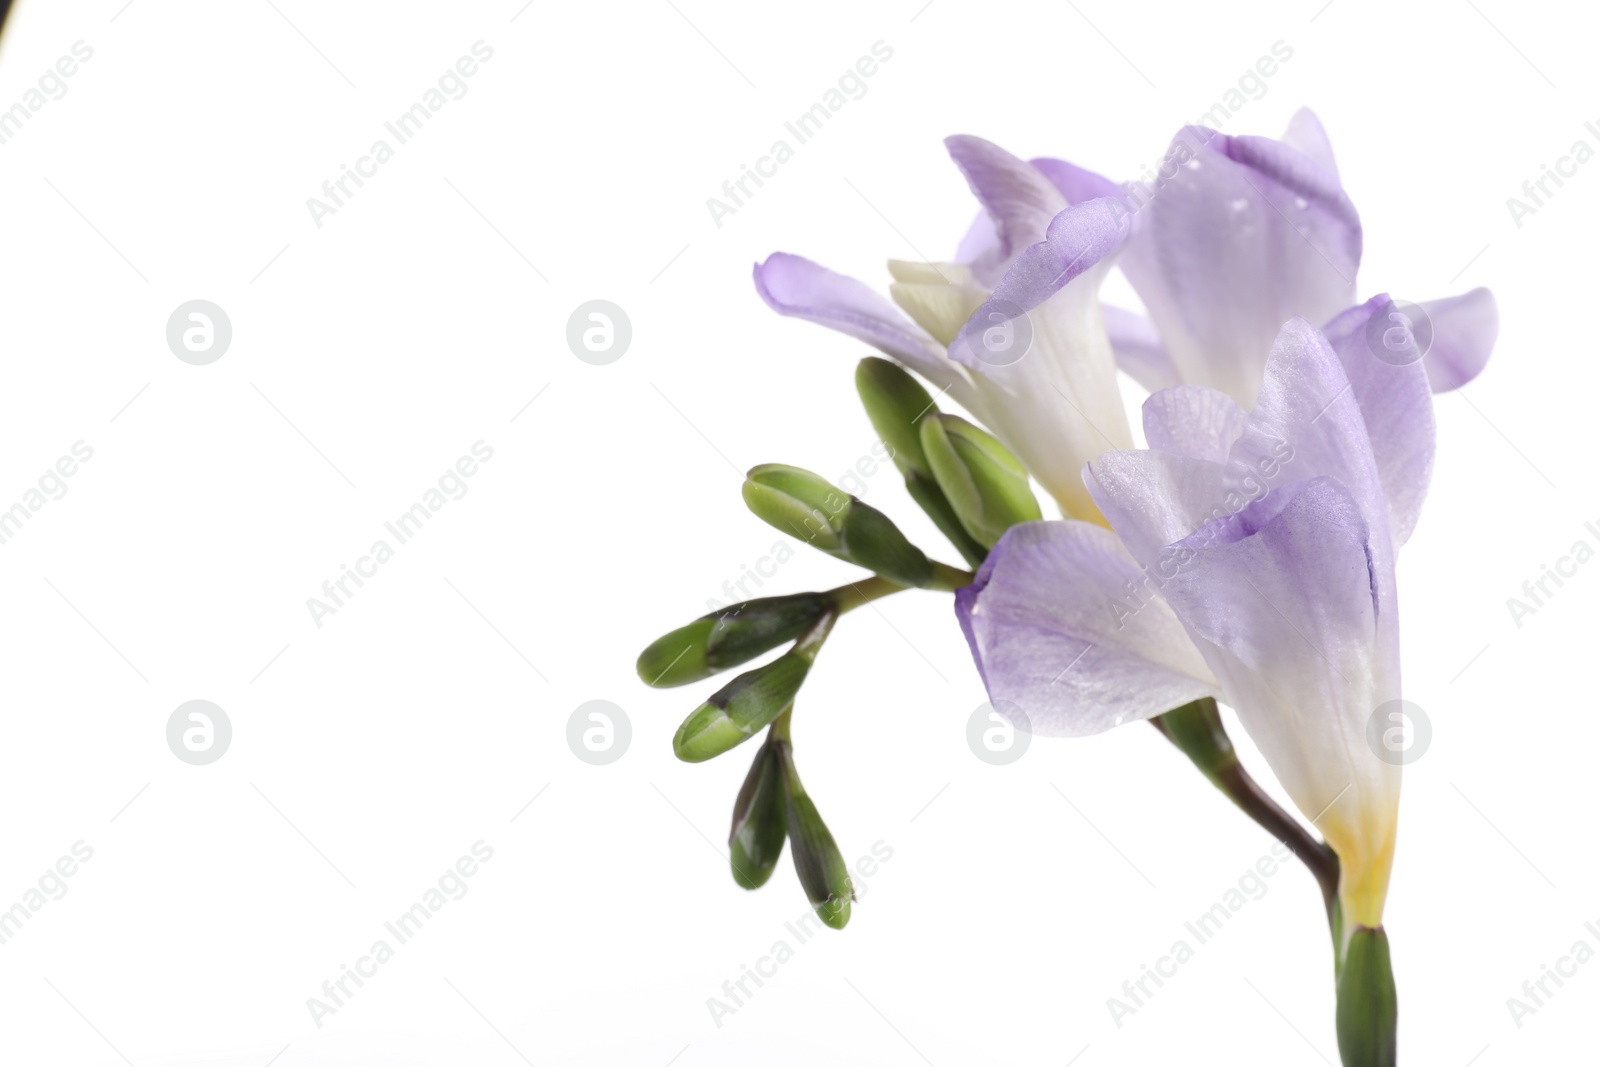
[755,136,1140,523]
[958,305,1438,931]
[1046,107,1498,404]
[646,104,1515,1064]
[754,110,1496,537]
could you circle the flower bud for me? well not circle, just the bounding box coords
[777,742,854,929]
[741,464,846,551]
[905,471,989,569]
[919,413,1041,547]
[728,741,787,889]
[856,358,987,567]
[855,357,935,479]
[673,652,812,763]
[743,464,933,587]
[636,593,834,688]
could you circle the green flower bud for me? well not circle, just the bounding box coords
[919,413,1041,547]
[728,741,787,889]
[636,593,834,688]
[905,471,989,569]
[674,652,813,763]
[855,357,935,479]
[743,464,933,588]
[742,464,846,551]
[856,359,988,568]
[838,502,934,587]
[777,742,854,929]
[1336,926,1397,1067]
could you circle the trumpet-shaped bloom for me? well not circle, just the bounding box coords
[755,112,1498,538]
[1037,108,1498,406]
[755,136,1145,522]
[959,315,1428,926]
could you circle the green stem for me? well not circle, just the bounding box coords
[828,563,974,614]
[769,705,793,743]
[784,565,973,743]
[830,576,905,613]
[1151,698,1340,925]
[928,561,976,591]
[1336,926,1398,1066]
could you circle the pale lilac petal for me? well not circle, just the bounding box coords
[1219,133,1358,235]
[1029,156,1125,206]
[1090,317,1391,574]
[945,135,1068,286]
[1160,476,1400,897]
[954,209,1000,268]
[1221,318,1390,556]
[1419,288,1498,392]
[753,252,969,394]
[949,199,1136,520]
[1321,295,1437,545]
[1279,108,1340,182]
[1141,384,1248,463]
[955,198,1131,338]
[1104,304,1182,391]
[1084,448,1224,568]
[1158,324,1402,913]
[955,521,1218,737]
[1119,125,1361,406]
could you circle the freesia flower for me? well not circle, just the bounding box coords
[958,306,1437,930]
[648,106,1510,1065]
[1047,108,1498,405]
[755,111,1498,537]
[755,136,1143,523]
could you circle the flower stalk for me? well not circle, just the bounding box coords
[1336,926,1398,1066]
[1150,698,1340,924]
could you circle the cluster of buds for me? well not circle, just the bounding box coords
[635,358,1040,926]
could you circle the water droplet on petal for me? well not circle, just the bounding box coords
[1229,197,1249,213]
[1184,159,1201,171]
[1294,196,1308,209]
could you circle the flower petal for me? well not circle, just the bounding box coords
[1119,125,1361,406]
[1160,475,1400,924]
[1090,317,1393,575]
[950,199,1136,520]
[1141,383,1249,463]
[1225,318,1390,555]
[1321,295,1437,546]
[959,198,1132,326]
[1029,156,1125,206]
[954,209,1000,271]
[887,260,979,285]
[887,262,989,347]
[1419,287,1499,392]
[945,135,1068,287]
[1104,304,1182,392]
[753,252,972,396]
[1279,107,1340,182]
[955,520,1219,737]
[1083,448,1225,567]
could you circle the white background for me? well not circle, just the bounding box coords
[0,0,1592,1063]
